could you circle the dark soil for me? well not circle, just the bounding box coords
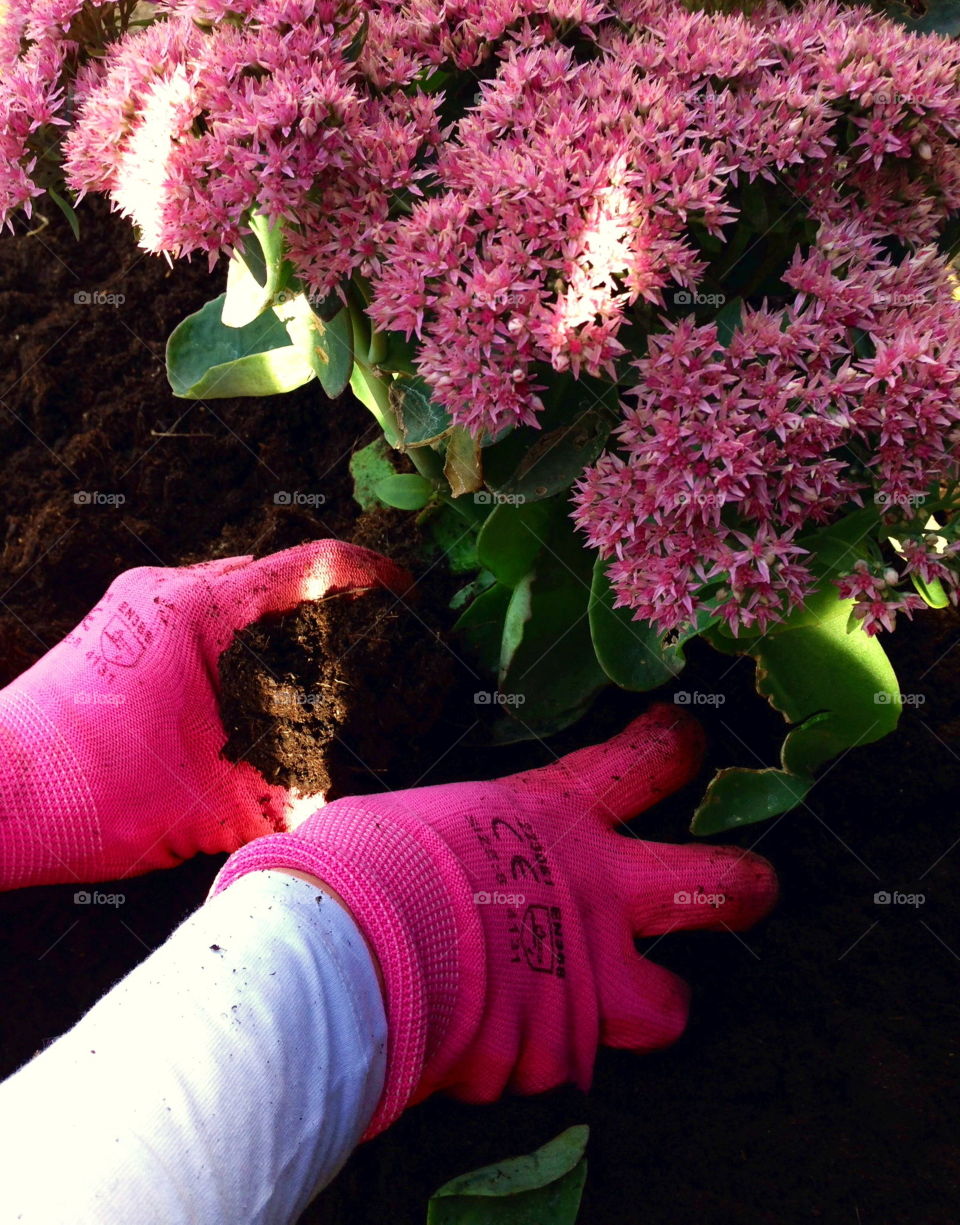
[219,588,453,797]
[1,201,960,1225]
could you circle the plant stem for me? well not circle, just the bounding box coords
[345,289,441,482]
[349,359,400,445]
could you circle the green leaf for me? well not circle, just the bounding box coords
[497,516,608,736]
[710,506,881,648]
[449,569,496,612]
[691,768,815,836]
[761,601,901,778]
[427,501,482,574]
[476,499,562,587]
[739,180,769,231]
[850,326,874,361]
[444,426,484,497]
[589,556,685,690]
[375,331,419,375]
[691,582,901,834]
[489,406,611,503]
[500,573,535,680]
[166,293,315,399]
[802,506,881,583]
[373,473,434,511]
[886,0,960,36]
[350,437,398,511]
[427,1126,588,1225]
[222,212,286,328]
[454,581,513,673]
[314,307,354,398]
[47,187,80,240]
[911,570,950,609]
[344,8,369,59]
[390,374,454,448]
[714,296,743,347]
[276,295,354,398]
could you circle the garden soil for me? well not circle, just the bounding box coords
[1,201,959,1225]
[218,588,454,797]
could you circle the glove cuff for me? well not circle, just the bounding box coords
[209,802,486,1137]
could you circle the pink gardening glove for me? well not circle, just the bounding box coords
[212,703,779,1136]
[0,541,411,890]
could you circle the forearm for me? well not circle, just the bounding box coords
[0,871,387,1224]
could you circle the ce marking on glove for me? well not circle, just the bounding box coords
[468,813,556,890]
[469,813,567,978]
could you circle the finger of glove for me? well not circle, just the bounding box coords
[180,555,253,578]
[599,946,691,1051]
[94,558,254,634]
[123,764,295,874]
[505,703,705,824]
[213,540,413,627]
[611,841,779,935]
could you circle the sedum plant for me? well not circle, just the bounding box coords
[4,0,960,830]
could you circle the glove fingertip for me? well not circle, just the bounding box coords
[593,702,706,821]
[600,955,691,1052]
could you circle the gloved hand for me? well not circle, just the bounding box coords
[0,541,410,890]
[211,704,778,1136]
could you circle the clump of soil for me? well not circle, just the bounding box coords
[218,586,453,798]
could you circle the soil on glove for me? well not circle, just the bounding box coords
[218,587,453,797]
[1,200,960,1225]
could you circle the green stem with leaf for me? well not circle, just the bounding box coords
[346,285,442,482]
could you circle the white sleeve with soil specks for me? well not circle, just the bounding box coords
[0,870,387,1224]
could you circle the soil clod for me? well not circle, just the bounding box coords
[218,587,452,797]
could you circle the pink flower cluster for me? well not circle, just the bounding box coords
[60,0,441,288]
[363,0,612,80]
[0,0,124,224]
[367,0,960,635]
[369,33,734,428]
[574,225,960,634]
[372,2,960,435]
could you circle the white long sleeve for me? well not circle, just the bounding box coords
[0,870,387,1224]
